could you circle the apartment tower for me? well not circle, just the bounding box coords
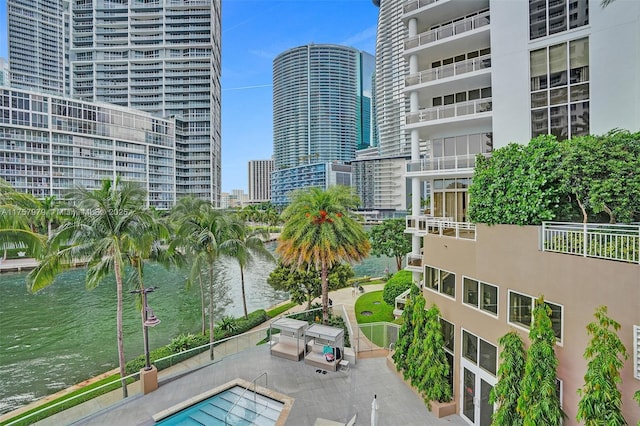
[401,0,640,424]
[248,159,274,203]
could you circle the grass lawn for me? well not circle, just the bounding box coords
[354,290,394,324]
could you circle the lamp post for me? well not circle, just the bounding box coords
[131,286,160,371]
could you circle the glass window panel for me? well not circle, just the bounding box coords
[468,89,480,100]
[480,283,498,315]
[531,91,548,108]
[469,134,482,154]
[456,136,468,157]
[468,51,479,59]
[441,319,454,352]
[549,44,567,87]
[432,138,444,158]
[570,84,589,102]
[548,0,567,35]
[569,0,589,29]
[550,105,568,140]
[530,48,548,90]
[432,97,442,107]
[425,266,439,290]
[444,94,455,105]
[531,109,549,137]
[464,277,479,307]
[509,292,532,328]
[446,351,454,391]
[441,270,456,298]
[479,339,497,375]
[570,38,589,83]
[433,192,444,217]
[463,368,476,422]
[481,87,492,98]
[463,330,478,363]
[444,179,456,189]
[550,87,567,105]
[455,92,467,103]
[482,133,493,153]
[547,301,563,340]
[529,0,547,39]
[433,179,444,190]
[479,47,491,56]
[571,101,589,137]
[444,137,455,156]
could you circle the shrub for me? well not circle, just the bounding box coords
[382,270,412,305]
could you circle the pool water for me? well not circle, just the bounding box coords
[155,385,284,425]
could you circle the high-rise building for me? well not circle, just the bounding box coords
[271,44,374,205]
[248,159,274,203]
[0,87,176,209]
[400,1,640,424]
[6,0,222,206]
[7,0,66,95]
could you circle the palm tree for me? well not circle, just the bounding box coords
[223,216,275,319]
[171,203,231,359]
[277,186,370,323]
[26,178,153,398]
[0,179,46,259]
[37,195,62,238]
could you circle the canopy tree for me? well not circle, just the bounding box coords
[267,260,354,309]
[277,186,370,323]
[26,178,156,398]
[369,218,411,271]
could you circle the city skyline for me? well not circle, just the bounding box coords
[0,0,379,193]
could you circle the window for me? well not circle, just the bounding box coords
[529,0,588,40]
[462,329,497,376]
[530,37,589,140]
[424,265,456,299]
[634,325,640,380]
[441,318,455,390]
[463,277,498,316]
[508,290,563,342]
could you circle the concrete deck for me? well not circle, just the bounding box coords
[19,283,468,426]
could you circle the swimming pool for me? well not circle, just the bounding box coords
[153,379,292,426]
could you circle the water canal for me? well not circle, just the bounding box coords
[0,249,393,414]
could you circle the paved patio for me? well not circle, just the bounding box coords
[36,344,467,426]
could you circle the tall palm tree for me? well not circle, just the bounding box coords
[277,186,370,323]
[223,216,275,319]
[26,178,153,398]
[171,203,230,359]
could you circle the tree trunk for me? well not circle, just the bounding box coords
[321,261,329,324]
[240,265,248,319]
[208,262,215,360]
[575,194,588,224]
[396,255,403,271]
[114,255,128,398]
[603,204,615,224]
[198,273,206,335]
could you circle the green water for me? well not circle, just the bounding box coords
[0,251,393,414]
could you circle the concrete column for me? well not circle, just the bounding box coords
[408,18,417,37]
[409,54,418,75]
[140,365,158,394]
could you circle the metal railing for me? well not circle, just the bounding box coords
[357,322,400,352]
[405,54,491,87]
[406,153,490,174]
[406,98,492,125]
[541,222,640,263]
[406,253,423,269]
[406,215,476,240]
[405,10,490,50]
[224,371,268,426]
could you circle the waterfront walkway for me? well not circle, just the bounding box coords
[5,283,466,426]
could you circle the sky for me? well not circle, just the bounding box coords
[0,0,379,193]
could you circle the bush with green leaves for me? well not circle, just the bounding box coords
[490,331,526,426]
[393,284,420,375]
[382,270,413,305]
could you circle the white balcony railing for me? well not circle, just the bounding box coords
[405,10,490,50]
[406,215,476,240]
[406,153,490,174]
[406,98,492,125]
[541,222,640,264]
[406,253,423,270]
[405,54,491,87]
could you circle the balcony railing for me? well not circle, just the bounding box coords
[405,10,490,50]
[403,0,439,13]
[406,215,476,240]
[405,54,491,87]
[406,153,490,174]
[406,98,492,125]
[541,222,640,264]
[406,253,423,270]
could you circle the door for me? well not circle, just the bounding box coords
[461,359,496,426]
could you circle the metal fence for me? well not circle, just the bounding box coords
[356,322,400,352]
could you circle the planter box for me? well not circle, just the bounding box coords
[386,351,457,419]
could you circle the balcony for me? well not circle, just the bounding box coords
[541,222,639,264]
[406,153,489,177]
[405,11,490,51]
[405,253,423,272]
[403,0,439,14]
[406,98,492,126]
[405,54,491,87]
[406,215,476,240]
